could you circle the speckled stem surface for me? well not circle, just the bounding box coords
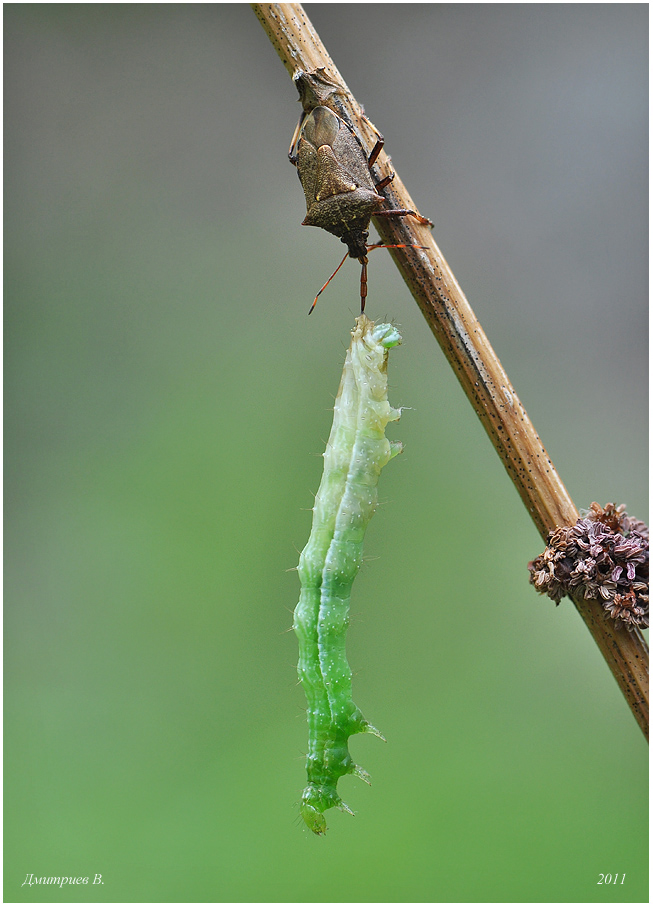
[294,314,402,834]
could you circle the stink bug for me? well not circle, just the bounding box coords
[289,103,431,313]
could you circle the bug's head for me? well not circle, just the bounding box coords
[343,230,369,260]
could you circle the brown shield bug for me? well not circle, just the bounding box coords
[289,92,431,313]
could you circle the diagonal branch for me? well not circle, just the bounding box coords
[251,3,648,738]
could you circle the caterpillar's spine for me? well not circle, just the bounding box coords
[294,315,402,835]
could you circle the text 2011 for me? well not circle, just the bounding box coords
[597,874,625,885]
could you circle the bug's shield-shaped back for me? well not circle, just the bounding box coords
[294,107,383,242]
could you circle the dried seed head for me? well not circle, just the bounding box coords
[528,503,649,631]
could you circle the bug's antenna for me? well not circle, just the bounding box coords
[308,251,349,314]
[311,245,428,315]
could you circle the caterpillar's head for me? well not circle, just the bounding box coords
[300,783,354,835]
[300,800,327,836]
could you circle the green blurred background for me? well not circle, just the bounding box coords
[5,4,648,903]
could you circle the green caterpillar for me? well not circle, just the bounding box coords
[294,314,402,835]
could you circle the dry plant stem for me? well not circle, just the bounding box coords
[252,3,649,739]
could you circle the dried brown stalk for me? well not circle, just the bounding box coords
[251,3,648,738]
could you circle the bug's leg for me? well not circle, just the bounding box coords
[308,251,349,315]
[366,118,385,169]
[367,137,384,170]
[367,243,429,254]
[374,172,395,191]
[288,111,307,165]
[375,208,434,227]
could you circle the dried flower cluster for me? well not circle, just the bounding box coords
[528,503,649,631]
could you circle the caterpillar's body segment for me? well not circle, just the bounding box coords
[294,315,402,835]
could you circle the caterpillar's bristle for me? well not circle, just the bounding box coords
[337,799,355,817]
[362,722,386,742]
[352,764,372,785]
